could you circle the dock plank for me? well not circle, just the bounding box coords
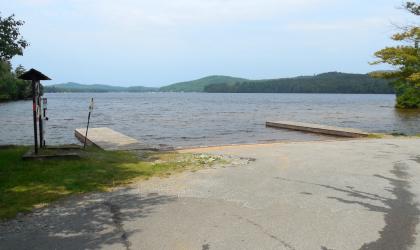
[266,121,369,138]
[75,127,153,151]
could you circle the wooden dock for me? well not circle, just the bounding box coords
[266,121,369,138]
[75,127,154,151]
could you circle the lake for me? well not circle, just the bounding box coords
[0,93,419,148]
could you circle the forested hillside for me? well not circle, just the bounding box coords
[204,72,394,94]
[159,75,249,92]
[42,72,394,94]
[43,82,157,93]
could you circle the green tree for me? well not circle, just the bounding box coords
[14,64,26,76]
[14,65,32,99]
[0,13,29,61]
[0,13,31,102]
[371,2,420,109]
[0,61,17,100]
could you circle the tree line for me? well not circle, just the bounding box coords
[204,72,394,94]
[0,61,36,101]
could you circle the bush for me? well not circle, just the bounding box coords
[395,84,420,109]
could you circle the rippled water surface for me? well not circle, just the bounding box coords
[0,93,419,147]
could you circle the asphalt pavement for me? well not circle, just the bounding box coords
[1,138,420,250]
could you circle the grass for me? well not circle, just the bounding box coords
[367,133,385,139]
[368,133,420,138]
[0,146,223,220]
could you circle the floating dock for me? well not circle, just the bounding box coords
[266,121,369,138]
[75,127,153,151]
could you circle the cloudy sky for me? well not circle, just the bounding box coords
[0,0,415,86]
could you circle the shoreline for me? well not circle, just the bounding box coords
[175,137,352,152]
[2,134,420,152]
[177,134,420,152]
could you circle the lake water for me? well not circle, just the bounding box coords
[0,93,419,148]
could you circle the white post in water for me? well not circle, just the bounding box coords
[84,98,94,149]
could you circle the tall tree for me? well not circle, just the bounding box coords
[371,2,420,109]
[0,13,29,62]
[0,13,31,102]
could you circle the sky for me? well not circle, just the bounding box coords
[0,0,417,86]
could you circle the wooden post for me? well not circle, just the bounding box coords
[18,69,51,155]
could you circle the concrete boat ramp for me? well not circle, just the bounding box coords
[75,127,154,151]
[266,120,370,138]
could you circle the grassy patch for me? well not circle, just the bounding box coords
[0,146,223,220]
[367,133,385,139]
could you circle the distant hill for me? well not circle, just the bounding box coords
[159,75,249,92]
[43,72,394,94]
[127,86,158,92]
[204,72,394,94]
[44,82,158,93]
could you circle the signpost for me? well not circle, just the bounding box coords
[18,69,51,154]
[84,98,94,149]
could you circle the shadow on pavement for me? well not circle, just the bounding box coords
[277,160,420,250]
[0,190,176,250]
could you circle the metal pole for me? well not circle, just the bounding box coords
[38,94,43,148]
[32,79,38,154]
[84,112,91,148]
[84,98,93,149]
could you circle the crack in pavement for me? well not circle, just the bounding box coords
[103,202,131,250]
[233,214,296,250]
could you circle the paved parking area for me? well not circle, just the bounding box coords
[1,138,420,250]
